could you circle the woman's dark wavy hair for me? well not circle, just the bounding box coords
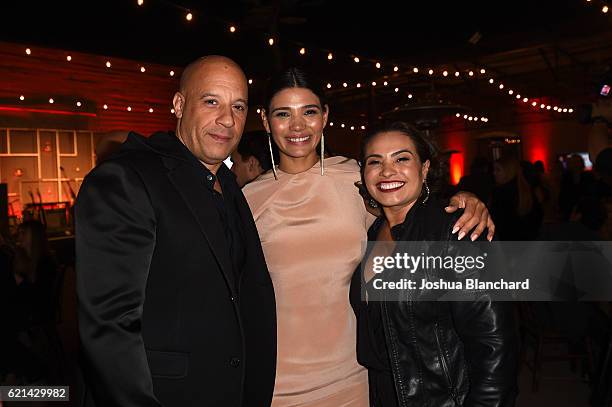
[263,67,328,114]
[359,121,442,200]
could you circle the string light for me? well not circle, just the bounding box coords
[248,79,253,85]
[383,81,388,86]
[25,48,31,55]
[49,98,54,104]
[229,25,236,33]
[603,5,609,13]
[327,83,332,89]
[19,95,24,101]
[342,82,348,88]
[361,125,366,130]
[375,62,381,69]
[66,55,72,61]
[171,108,175,114]
[140,66,146,73]
[149,108,154,113]
[127,106,132,111]
[394,66,400,72]
[185,12,193,21]
[413,67,419,73]
[76,101,82,107]
[428,69,434,75]
[468,71,474,76]
[499,84,504,89]
[480,68,486,74]
[508,89,514,95]
[350,126,355,130]
[106,61,111,68]
[256,108,261,114]
[327,52,333,60]
[408,94,413,99]
[443,70,448,77]
[455,71,460,77]
[523,97,529,103]
[268,37,274,46]
[356,83,361,88]
[329,122,334,126]
[394,87,399,92]
[341,123,345,128]
[371,81,377,86]
[299,47,306,55]
[103,104,108,110]
[137,0,144,5]
[489,78,494,84]
[532,101,538,106]
[569,108,574,113]
[353,56,360,63]
[170,70,175,76]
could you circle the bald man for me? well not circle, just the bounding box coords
[76,56,276,407]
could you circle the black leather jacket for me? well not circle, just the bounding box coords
[351,197,518,407]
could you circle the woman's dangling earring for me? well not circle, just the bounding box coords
[422,179,430,204]
[268,133,278,180]
[320,132,325,176]
[367,198,379,208]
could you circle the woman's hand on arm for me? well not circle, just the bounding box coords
[445,191,495,241]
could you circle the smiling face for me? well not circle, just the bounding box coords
[363,130,430,212]
[261,87,328,167]
[173,57,248,172]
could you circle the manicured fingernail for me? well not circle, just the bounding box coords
[458,231,465,240]
[471,234,478,241]
[452,226,459,234]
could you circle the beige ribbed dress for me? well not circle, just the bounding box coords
[243,156,372,407]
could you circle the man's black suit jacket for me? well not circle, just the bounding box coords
[76,132,276,407]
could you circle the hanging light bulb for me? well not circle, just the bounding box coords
[170,70,175,77]
[25,48,31,55]
[375,62,381,69]
[185,12,193,21]
[383,81,388,86]
[371,81,377,86]
[268,37,274,46]
[356,83,361,88]
[442,70,448,77]
[140,66,146,72]
[342,82,348,88]
[413,67,418,73]
[327,52,333,60]
[149,108,154,113]
[489,78,494,84]
[106,61,112,68]
[19,95,24,101]
[103,104,108,110]
[428,69,434,75]
[353,56,360,63]
[49,98,54,104]
[468,71,474,76]
[66,55,72,61]
[229,25,236,33]
[326,83,332,89]
[394,87,399,93]
[603,5,609,13]
[76,101,82,107]
[299,47,306,55]
[127,106,132,111]
[455,71,460,77]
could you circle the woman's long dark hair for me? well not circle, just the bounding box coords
[263,67,328,113]
[359,121,442,203]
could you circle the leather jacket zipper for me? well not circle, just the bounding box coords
[434,322,460,406]
[382,300,409,406]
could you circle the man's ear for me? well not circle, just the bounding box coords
[247,156,259,172]
[172,92,184,118]
[261,109,271,134]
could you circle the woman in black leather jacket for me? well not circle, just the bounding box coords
[350,122,518,406]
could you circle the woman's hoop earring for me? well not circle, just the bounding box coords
[422,180,430,204]
[320,132,325,176]
[268,133,278,180]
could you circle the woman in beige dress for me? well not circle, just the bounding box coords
[242,68,494,406]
